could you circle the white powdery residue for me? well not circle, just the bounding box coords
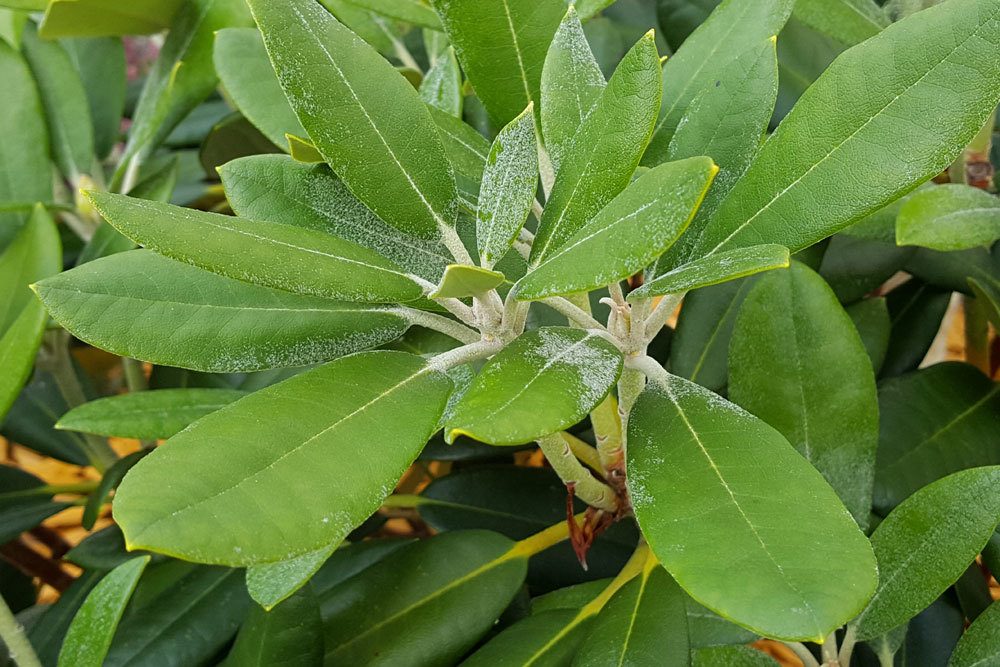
[532,329,620,412]
[477,110,537,263]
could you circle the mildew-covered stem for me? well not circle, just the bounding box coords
[0,594,41,667]
[426,340,501,372]
[397,308,481,344]
[542,297,606,330]
[537,433,618,512]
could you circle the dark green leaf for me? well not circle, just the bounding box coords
[63,37,125,160]
[846,297,891,373]
[0,465,72,544]
[692,646,779,666]
[38,0,184,37]
[419,46,462,116]
[881,279,952,378]
[224,583,323,667]
[949,599,1000,667]
[463,608,593,666]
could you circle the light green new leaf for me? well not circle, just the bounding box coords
[432,264,505,298]
[22,22,94,182]
[115,351,452,565]
[689,0,1000,259]
[85,191,423,304]
[0,299,48,423]
[35,251,413,372]
[573,563,689,667]
[729,262,879,528]
[852,466,1000,640]
[541,7,606,172]
[896,184,1000,252]
[39,0,183,37]
[214,28,306,148]
[286,133,323,163]
[874,362,1000,512]
[643,0,794,166]
[531,33,662,264]
[219,155,452,283]
[57,389,247,440]
[949,599,1000,667]
[518,157,717,300]
[631,245,789,301]
[57,556,149,667]
[249,0,458,240]
[322,531,527,665]
[118,0,251,176]
[0,40,50,250]
[63,37,126,160]
[447,327,623,446]
[792,0,888,47]
[341,0,441,30]
[431,0,565,127]
[628,368,877,641]
[225,583,323,667]
[419,46,462,117]
[477,105,538,268]
[246,543,337,610]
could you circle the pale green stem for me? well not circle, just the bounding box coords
[122,357,147,393]
[381,494,427,509]
[607,282,626,307]
[426,340,500,372]
[411,276,479,327]
[542,297,607,331]
[0,594,42,667]
[838,626,858,666]
[643,293,685,342]
[440,224,475,265]
[821,632,838,664]
[782,642,820,667]
[561,432,604,476]
[537,433,618,512]
[397,308,481,344]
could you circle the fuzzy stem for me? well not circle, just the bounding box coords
[608,282,626,307]
[411,276,479,327]
[537,433,618,512]
[561,432,604,477]
[122,357,147,393]
[541,297,607,330]
[440,224,476,265]
[838,626,858,666]
[782,642,821,667]
[821,632,838,664]
[643,293,685,341]
[397,308,481,344]
[0,594,42,667]
[426,340,500,372]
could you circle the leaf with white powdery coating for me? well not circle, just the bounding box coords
[477,104,538,268]
[85,191,423,304]
[628,369,877,641]
[114,351,452,565]
[688,0,1000,259]
[419,46,462,117]
[630,245,789,301]
[248,0,457,240]
[896,184,1000,252]
[447,327,623,446]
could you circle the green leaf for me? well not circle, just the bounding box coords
[882,279,952,378]
[249,0,458,240]
[0,204,61,332]
[729,262,879,528]
[21,22,94,182]
[57,556,149,667]
[631,245,789,301]
[214,28,307,148]
[118,0,251,174]
[477,104,538,268]
[845,297,891,373]
[540,7,606,173]
[463,608,593,665]
[38,0,184,37]
[574,563,689,667]
[686,596,759,648]
[321,530,527,665]
[0,40,50,250]
[429,105,490,209]
[792,0,888,47]
[341,0,441,30]
[420,46,462,117]
[692,646,780,666]
[874,362,1000,512]
[63,37,126,160]
[949,599,1000,667]
[0,299,47,423]
[643,0,794,166]
[852,466,1000,640]
[688,0,1000,259]
[224,583,323,667]
[114,351,452,565]
[0,465,72,544]
[518,157,716,300]
[531,32,662,264]
[628,368,877,641]
[431,264,505,298]
[286,133,323,163]
[431,0,565,127]
[57,389,247,440]
[447,327,623,446]
[219,155,452,283]
[246,543,337,611]
[85,191,423,304]
[36,250,413,372]
[896,184,1000,252]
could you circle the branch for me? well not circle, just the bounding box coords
[541,297,607,331]
[643,293,685,341]
[537,433,618,512]
[397,308,481,344]
[426,340,501,372]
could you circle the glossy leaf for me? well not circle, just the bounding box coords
[949,599,1000,667]
[896,184,1000,252]
[447,327,623,446]
[35,251,412,372]
[214,28,306,148]
[38,0,184,37]
[689,0,1000,259]
[225,583,323,667]
[249,0,458,240]
[517,157,717,300]
[431,0,564,127]
[792,0,888,46]
[419,46,462,116]
[57,556,149,667]
[85,191,423,304]
[219,155,452,283]
[321,530,527,665]
[246,543,337,611]
[463,608,593,665]
[628,369,877,641]
[57,389,247,440]
[477,104,538,268]
[115,352,452,565]
[631,245,789,301]
[531,32,662,264]
[729,262,879,527]
[853,466,1000,640]
[643,0,794,165]
[432,264,505,298]
[874,362,1000,512]
[541,7,606,172]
